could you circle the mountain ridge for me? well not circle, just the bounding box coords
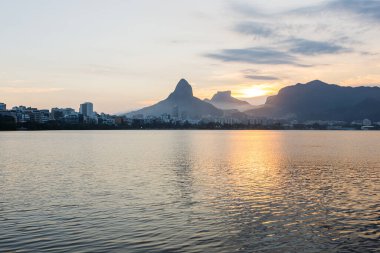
[126,79,223,119]
[247,80,380,121]
[204,91,254,111]
[126,79,380,122]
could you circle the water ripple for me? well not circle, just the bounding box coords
[0,130,379,252]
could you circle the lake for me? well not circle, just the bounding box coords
[0,130,379,252]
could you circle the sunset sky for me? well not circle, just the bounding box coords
[1,0,380,113]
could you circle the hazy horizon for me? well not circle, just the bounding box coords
[1,0,380,113]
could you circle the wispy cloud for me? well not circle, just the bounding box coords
[205,47,307,66]
[234,21,275,38]
[244,75,279,81]
[206,0,372,68]
[290,0,380,23]
[285,38,351,55]
[230,2,268,18]
[232,0,380,23]
[335,0,380,22]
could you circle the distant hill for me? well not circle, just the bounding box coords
[126,79,223,119]
[246,80,380,121]
[204,91,254,112]
[242,95,268,106]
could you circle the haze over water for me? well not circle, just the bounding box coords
[0,130,379,252]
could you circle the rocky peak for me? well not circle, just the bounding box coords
[168,79,193,99]
[211,91,232,101]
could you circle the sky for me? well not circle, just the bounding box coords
[0,0,380,113]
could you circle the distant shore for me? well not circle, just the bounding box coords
[1,117,379,131]
[1,126,378,131]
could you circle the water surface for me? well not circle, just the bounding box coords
[0,130,379,252]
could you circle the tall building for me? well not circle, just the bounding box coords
[79,102,94,117]
[0,103,6,111]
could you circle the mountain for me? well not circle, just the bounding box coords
[246,80,380,121]
[127,79,223,119]
[242,95,268,106]
[204,91,254,111]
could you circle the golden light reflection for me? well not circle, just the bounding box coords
[189,131,287,201]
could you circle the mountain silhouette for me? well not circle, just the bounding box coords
[127,79,223,119]
[168,79,193,99]
[204,91,254,111]
[246,80,380,121]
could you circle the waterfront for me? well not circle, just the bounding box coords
[0,131,379,252]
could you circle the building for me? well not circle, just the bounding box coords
[51,108,77,122]
[115,116,127,125]
[30,109,50,124]
[10,106,50,124]
[0,103,6,111]
[361,118,373,130]
[160,113,171,123]
[11,106,30,123]
[363,119,372,126]
[79,102,94,117]
[98,113,116,125]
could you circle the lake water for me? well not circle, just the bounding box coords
[0,130,379,252]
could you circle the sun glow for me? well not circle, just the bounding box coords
[240,87,267,97]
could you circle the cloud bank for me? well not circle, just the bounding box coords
[204,0,380,84]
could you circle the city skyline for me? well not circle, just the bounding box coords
[3,78,380,127]
[1,0,380,113]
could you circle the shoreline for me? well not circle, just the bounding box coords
[0,128,378,132]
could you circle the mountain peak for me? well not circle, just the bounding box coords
[169,79,193,99]
[128,78,223,119]
[205,90,252,111]
[211,91,232,100]
[306,80,329,86]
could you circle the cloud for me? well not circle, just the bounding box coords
[230,2,267,18]
[288,0,380,23]
[233,0,380,23]
[231,0,380,41]
[205,47,306,66]
[244,75,279,81]
[333,0,380,22]
[234,21,275,38]
[207,0,378,70]
[285,38,351,55]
